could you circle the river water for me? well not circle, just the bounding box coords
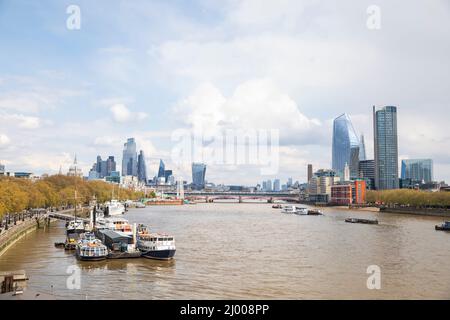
[0,202,449,299]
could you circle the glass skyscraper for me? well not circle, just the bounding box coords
[359,134,367,161]
[332,113,360,179]
[122,138,138,177]
[137,150,147,183]
[157,159,165,178]
[401,159,433,183]
[192,163,206,190]
[373,106,399,190]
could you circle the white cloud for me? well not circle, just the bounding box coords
[174,79,322,144]
[0,134,10,147]
[110,103,148,123]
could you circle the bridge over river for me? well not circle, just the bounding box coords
[163,191,300,203]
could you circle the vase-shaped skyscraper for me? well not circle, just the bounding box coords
[332,113,360,179]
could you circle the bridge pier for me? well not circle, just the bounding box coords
[239,196,242,203]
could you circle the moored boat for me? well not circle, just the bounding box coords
[136,224,176,260]
[345,218,378,225]
[272,204,282,209]
[307,209,323,215]
[104,199,126,216]
[435,221,450,231]
[76,232,108,261]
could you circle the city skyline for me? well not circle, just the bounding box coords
[0,1,449,185]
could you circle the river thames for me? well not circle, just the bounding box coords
[0,203,449,299]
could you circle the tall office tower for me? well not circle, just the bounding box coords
[344,163,350,181]
[359,159,375,189]
[287,177,293,187]
[359,134,367,161]
[262,181,268,191]
[122,138,138,176]
[349,145,360,179]
[373,106,399,190]
[157,159,165,178]
[164,169,173,182]
[192,163,206,190]
[106,156,116,176]
[307,164,313,182]
[274,179,281,191]
[401,159,433,183]
[266,179,272,192]
[332,113,360,178]
[137,150,147,183]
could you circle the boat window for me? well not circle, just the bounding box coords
[167,238,173,241]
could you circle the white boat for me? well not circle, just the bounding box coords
[294,207,308,215]
[105,199,125,216]
[136,224,176,260]
[134,201,146,208]
[95,216,133,237]
[281,205,308,215]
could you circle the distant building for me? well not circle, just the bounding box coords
[67,155,83,177]
[0,163,5,175]
[401,159,433,183]
[373,106,399,190]
[287,177,293,187]
[332,113,360,178]
[273,179,281,192]
[308,169,340,203]
[331,180,366,205]
[266,179,272,192]
[164,170,173,183]
[122,138,138,177]
[157,159,165,178]
[307,164,313,183]
[105,171,121,184]
[13,172,33,179]
[359,160,375,189]
[359,134,367,161]
[137,150,147,183]
[192,163,206,190]
[89,155,116,179]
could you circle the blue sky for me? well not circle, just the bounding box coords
[1,0,449,185]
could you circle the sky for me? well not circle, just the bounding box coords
[0,0,449,185]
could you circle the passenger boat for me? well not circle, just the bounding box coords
[104,199,126,216]
[345,218,378,225]
[95,216,133,237]
[435,221,450,231]
[76,232,108,261]
[281,205,308,215]
[136,224,176,260]
[293,207,308,215]
[66,219,86,236]
[307,209,323,215]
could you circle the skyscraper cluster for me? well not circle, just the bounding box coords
[155,159,174,185]
[122,138,147,183]
[327,105,434,192]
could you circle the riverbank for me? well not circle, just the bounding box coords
[380,207,450,218]
[0,218,40,257]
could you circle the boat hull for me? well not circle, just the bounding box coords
[141,249,176,260]
[76,255,107,261]
[435,225,450,231]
